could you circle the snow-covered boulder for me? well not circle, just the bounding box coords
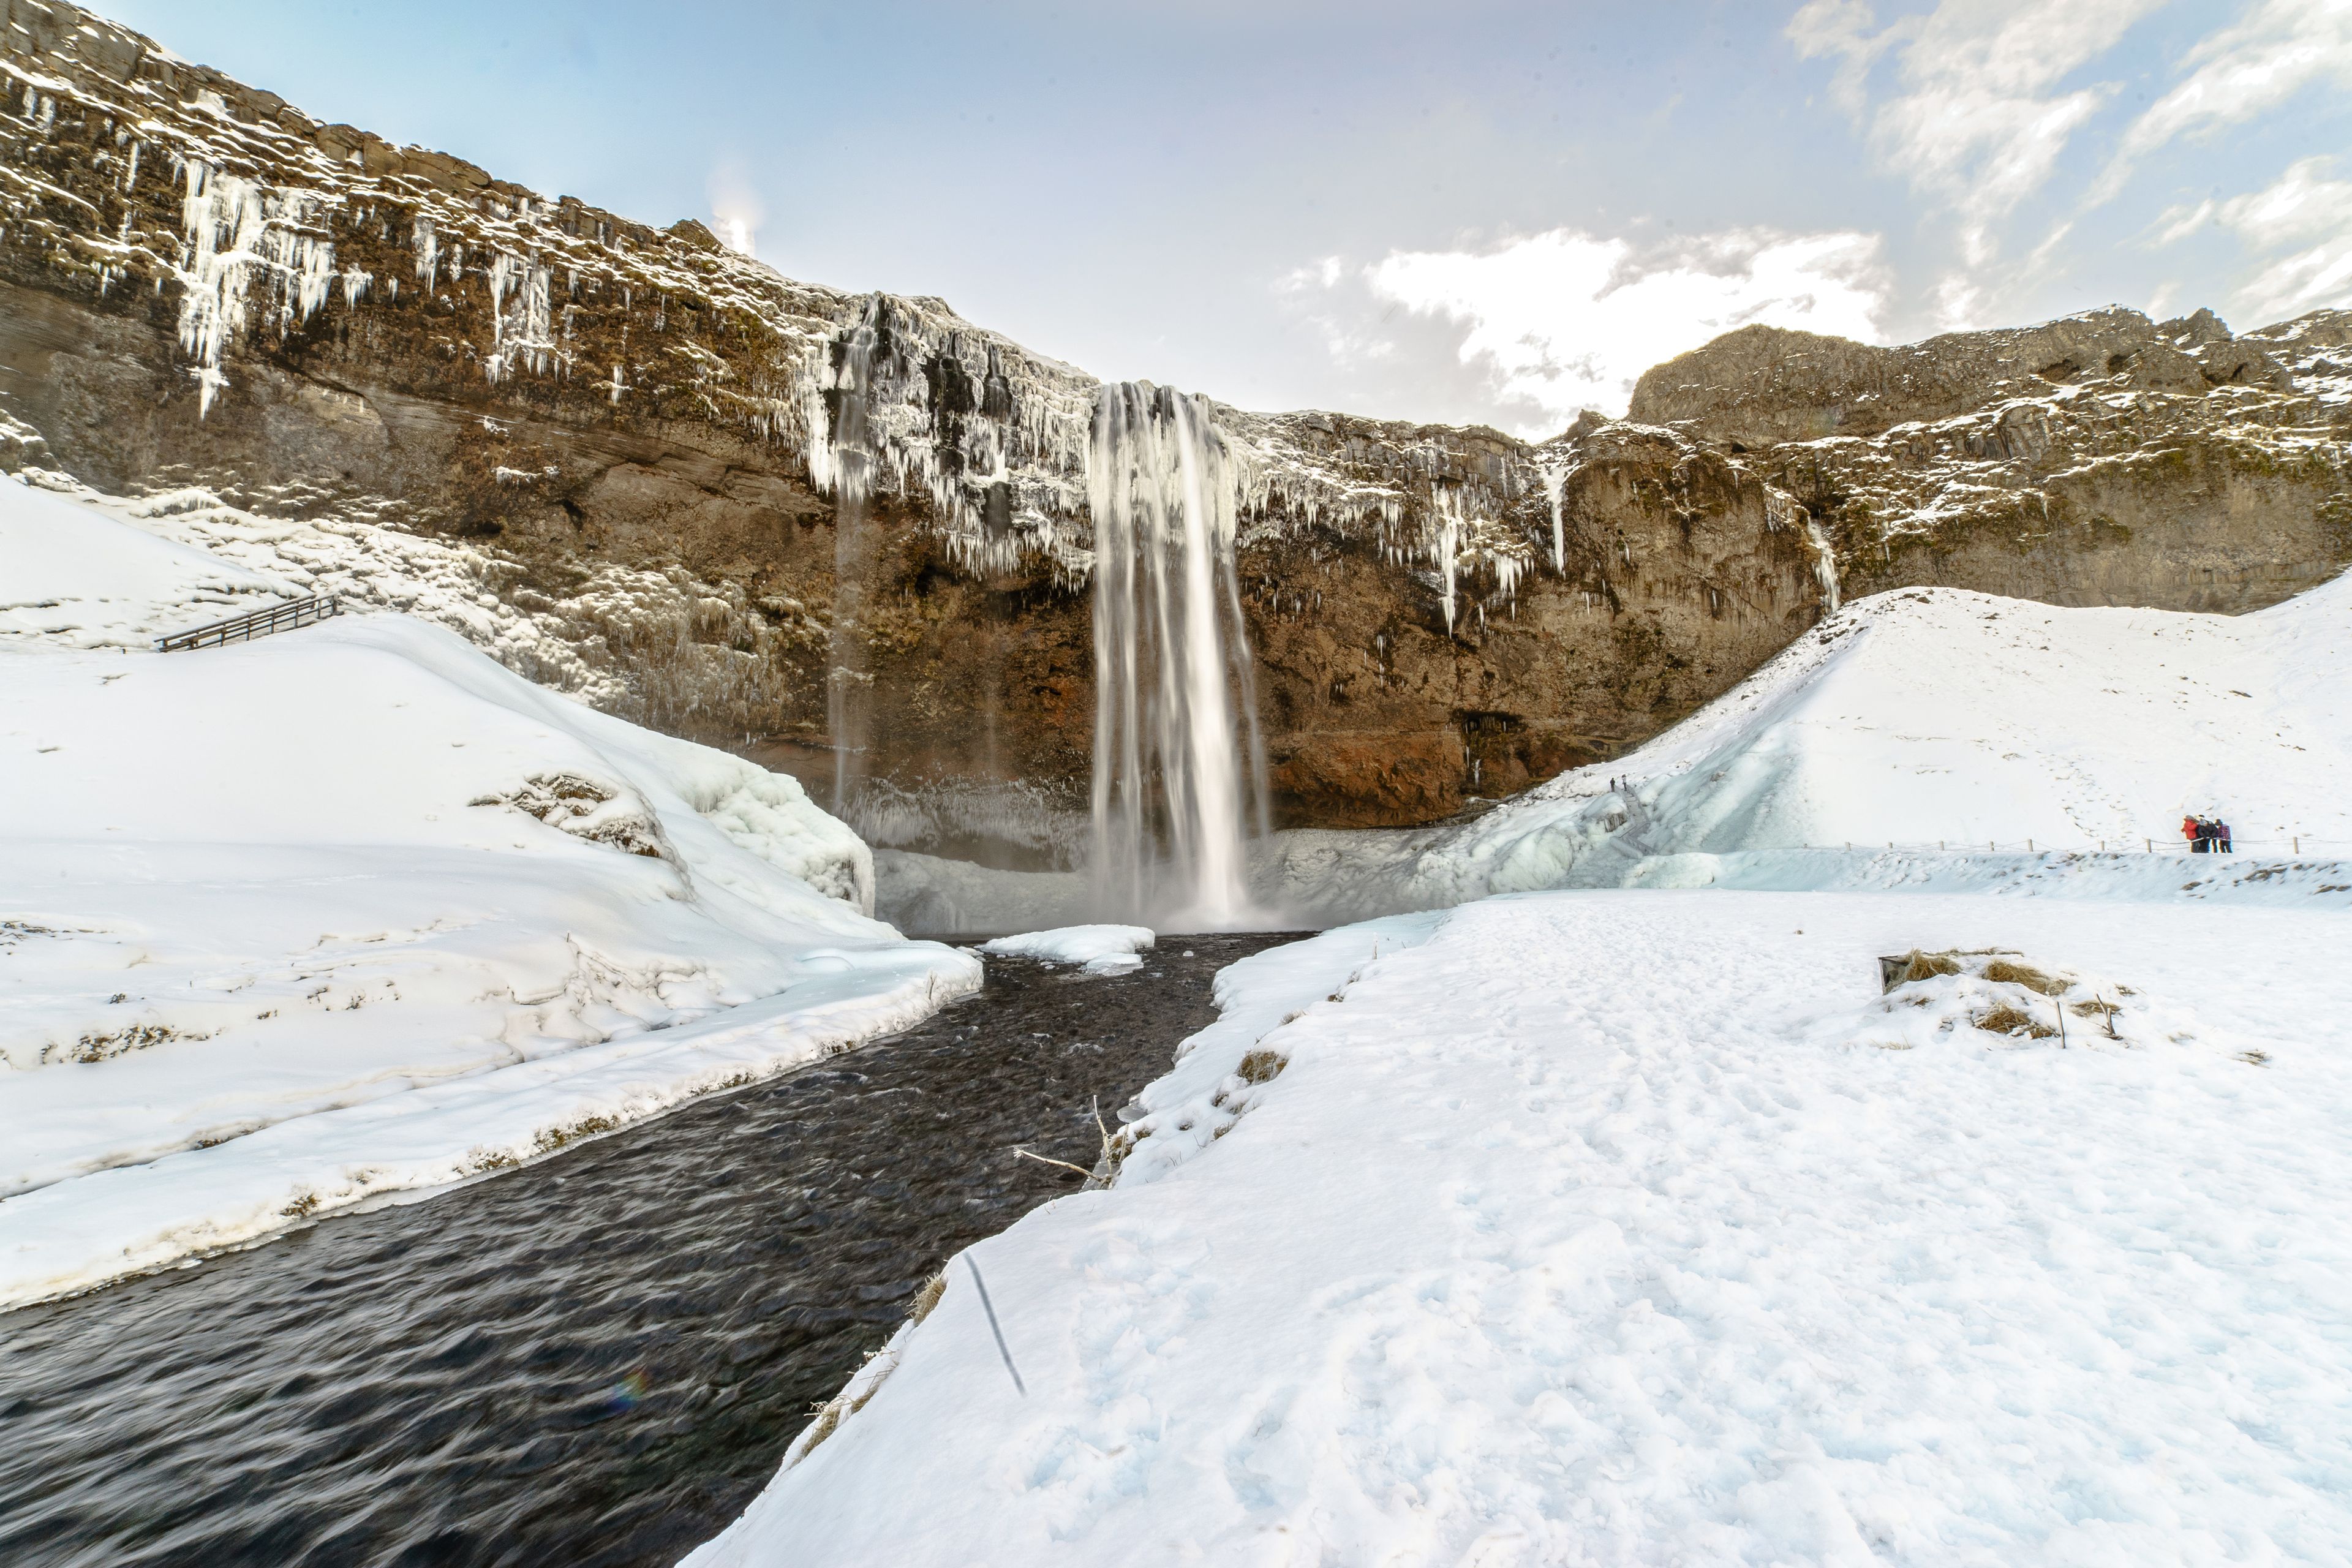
[981,925,1156,974]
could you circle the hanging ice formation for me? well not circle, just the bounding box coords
[174,162,344,417]
[1087,383,1271,926]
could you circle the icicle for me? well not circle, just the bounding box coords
[1431,486,1463,635]
[1542,461,1566,573]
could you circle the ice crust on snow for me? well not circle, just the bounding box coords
[0,480,973,1306]
[690,891,2352,1564]
[978,925,1156,974]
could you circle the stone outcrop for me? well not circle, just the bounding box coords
[1630,306,2352,615]
[1,0,2346,856]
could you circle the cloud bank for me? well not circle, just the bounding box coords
[1338,228,1888,435]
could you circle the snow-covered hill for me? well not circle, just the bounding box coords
[1261,573,2352,922]
[0,476,974,1308]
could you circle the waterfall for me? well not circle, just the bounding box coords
[827,315,877,812]
[1087,383,1271,927]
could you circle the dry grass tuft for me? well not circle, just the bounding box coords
[1973,1004,2057,1039]
[533,1112,623,1155]
[1235,1049,1289,1085]
[1983,959,2068,995]
[1897,949,1965,984]
[909,1272,948,1325]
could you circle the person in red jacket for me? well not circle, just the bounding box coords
[2183,813,2204,853]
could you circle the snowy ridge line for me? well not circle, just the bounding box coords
[0,945,979,1312]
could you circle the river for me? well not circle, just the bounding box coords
[0,933,1302,1567]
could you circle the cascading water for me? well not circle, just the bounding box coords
[1087,383,1272,927]
[827,315,877,812]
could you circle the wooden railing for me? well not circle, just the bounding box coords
[155,595,340,652]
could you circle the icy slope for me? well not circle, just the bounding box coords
[0,477,300,647]
[690,891,2352,1566]
[0,479,974,1306]
[1264,574,2352,919]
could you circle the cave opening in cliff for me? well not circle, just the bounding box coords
[1087,382,1272,927]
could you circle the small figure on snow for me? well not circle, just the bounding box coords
[2182,813,2234,853]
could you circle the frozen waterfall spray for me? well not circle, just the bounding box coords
[1087,384,1271,926]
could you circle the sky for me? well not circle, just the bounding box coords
[105,0,2352,437]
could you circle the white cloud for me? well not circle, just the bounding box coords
[1358,228,1890,431]
[1785,0,1913,114]
[1791,0,2162,257]
[2101,0,2352,197]
[2160,156,2352,322]
[1277,256,1345,293]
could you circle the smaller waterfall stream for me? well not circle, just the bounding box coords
[1087,383,1271,926]
[826,315,877,812]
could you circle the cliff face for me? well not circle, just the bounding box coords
[1630,306,2352,614]
[2,0,2346,857]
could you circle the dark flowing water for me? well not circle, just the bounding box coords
[0,934,1303,1568]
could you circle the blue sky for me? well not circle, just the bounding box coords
[110,0,2352,435]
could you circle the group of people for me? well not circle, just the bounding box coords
[2182,813,2234,853]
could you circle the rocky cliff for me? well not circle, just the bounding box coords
[2,0,2346,860]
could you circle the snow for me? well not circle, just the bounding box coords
[980,925,1156,974]
[690,889,2352,1565]
[0,477,296,647]
[0,480,973,1308]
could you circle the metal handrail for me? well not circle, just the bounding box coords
[155,595,340,653]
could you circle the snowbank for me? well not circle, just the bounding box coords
[0,478,971,1306]
[691,889,2352,1564]
[1257,576,2352,920]
[0,477,298,648]
[980,925,1156,973]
